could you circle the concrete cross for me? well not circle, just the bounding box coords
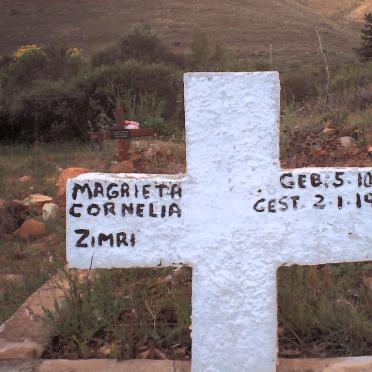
[67,72,372,372]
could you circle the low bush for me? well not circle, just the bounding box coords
[0,60,182,142]
[280,64,323,104]
[91,25,184,68]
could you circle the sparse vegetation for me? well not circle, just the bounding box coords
[1,3,372,362]
[278,263,372,357]
[43,268,191,360]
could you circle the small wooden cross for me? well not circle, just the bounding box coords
[68,73,372,371]
[112,107,154,161]
[89,106,154,161]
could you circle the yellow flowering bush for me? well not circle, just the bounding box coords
[14,44,45,60]
[67,47,82,58]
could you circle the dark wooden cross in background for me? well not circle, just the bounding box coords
[89,106,154,161]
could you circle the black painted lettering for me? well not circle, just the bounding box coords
[171,184,182,199]
[135,184,139,198]
[254,198,265,212]
[69,203,82,217]
[149,203,158,217]
[278,197,288,211]
[98,233,114,247]
[169,203,182,217]
[333,172,344,188]
[364,172,372,187]
[130,233,136,247]
[103,202,115,216]
[122,203,134,216]
[136,204,145,217]
[107,183,119,199]
[72,183,92,200]
[93,182,104,197]
[161,205,167,217]
[365,193,372,207]
[155,184,169,197]
[298,174,306,188]
[87,204,100,216]
[268,199,276,213]
[310,173,322,187]
[313,194,325,209]
[358,173,363,187]
[291,196,300,209]
[75,229,89,248]
[143,185,150,199]
[116,232,128,247]
[121,183,130,197]
[356,193,362,208]
[280,173,294,189]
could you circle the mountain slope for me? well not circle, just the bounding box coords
[295,0,365,17]
[0,0,363,64]
[348,0,372,22]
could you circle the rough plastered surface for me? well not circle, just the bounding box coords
[67,73,372,372]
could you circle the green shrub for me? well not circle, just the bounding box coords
[83,61,182,132]
[92,25,184,68]
[6,79,88,142]
[281,64,323,103]
[332,62,372,94]
[0,59,182,142]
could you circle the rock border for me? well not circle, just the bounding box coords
[2,357,372,372]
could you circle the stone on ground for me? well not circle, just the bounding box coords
[23,194,53,207]
[42,203,59,222]
[14,219,47,241]
[19,176,32,183]
[320,127,336,138]
[0,359,40,372]
[57,167,91,199]
[0,341,43,360]
[339,136,357,148]
[109,160,135,173]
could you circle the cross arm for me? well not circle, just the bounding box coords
[66,173,188,269]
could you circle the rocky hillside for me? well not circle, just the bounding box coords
[296,0,372,22]
[0,0,368,63]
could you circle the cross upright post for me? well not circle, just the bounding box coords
[67,72,372,371]
[112,107,130,161]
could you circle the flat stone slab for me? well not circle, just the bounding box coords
[278,356,372,371]
[38,359,187,372]
[0,360,41,372]
[2,358,372,372]
[0,272,67,359]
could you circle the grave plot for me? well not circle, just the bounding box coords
[67,72,372,371]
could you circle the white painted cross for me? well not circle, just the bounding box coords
[67,72,372,372]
